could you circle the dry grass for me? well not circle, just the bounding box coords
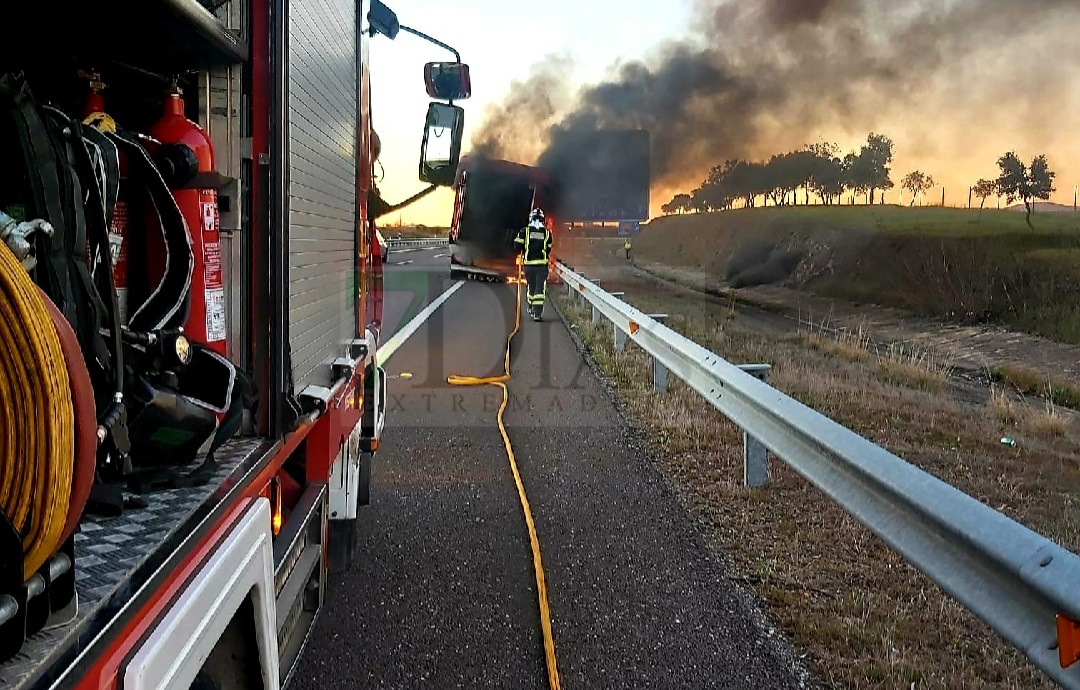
[1031,398,1069,437]
[795,320,954,392]
[556,286,1080,690]
[988,385,1021,424]
[992,364,1080,411]
[877,343,953,392]
[796,321,872,362]
[988,383,1072,438]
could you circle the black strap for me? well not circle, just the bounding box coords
[0,76,72,321]
[108,131,193,332]
[0,73,118,416]
[43,105,114,376]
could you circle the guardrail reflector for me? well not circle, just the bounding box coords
[577,284,584,292]
[629,321,639,334]
[1058,614,1080,668]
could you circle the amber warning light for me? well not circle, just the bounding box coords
[271,477,283,536]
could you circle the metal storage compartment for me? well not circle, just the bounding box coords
[286,0,358,392]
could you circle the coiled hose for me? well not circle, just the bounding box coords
[0,241,74,581]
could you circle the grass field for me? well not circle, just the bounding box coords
[635,206,1080,343]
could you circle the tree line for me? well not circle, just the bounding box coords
[662,134,1058,229]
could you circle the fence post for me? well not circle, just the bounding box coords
[739,364,772,488]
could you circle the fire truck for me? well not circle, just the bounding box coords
[448,156,555,282]
[0,0,469,688]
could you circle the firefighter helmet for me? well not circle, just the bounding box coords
[529,208,545,223]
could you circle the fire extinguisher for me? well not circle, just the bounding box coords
[81,70,131,325]
[148,81,226,354]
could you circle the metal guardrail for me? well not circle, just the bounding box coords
[554,259,1080,689]
[385,236,448,250]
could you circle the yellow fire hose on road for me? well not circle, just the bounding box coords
[447,267,562,690]
[0,242,74,581]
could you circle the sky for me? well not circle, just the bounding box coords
[369,0,1080,226]
[368,0,691,227]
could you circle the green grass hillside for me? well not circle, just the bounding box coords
[636,206,1080,343]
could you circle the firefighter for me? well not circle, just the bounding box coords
[515,208,553,321]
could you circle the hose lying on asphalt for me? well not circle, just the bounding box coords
[0,241,74,581]
[447,271,562,690]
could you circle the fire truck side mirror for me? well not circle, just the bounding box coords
[424,62,471,101]
[419,101,464,187]
[368,0,400,39]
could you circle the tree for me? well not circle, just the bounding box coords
[689,188,710,213]
[996,152,1057,230]
[972,178,997,210]
[662,193,692,215]
[805,143,843,205]
[901,171,935,207]
[842,151,869,204]
[763,152,804,207]
[859,133,895,205]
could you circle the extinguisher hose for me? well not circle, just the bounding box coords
[0,241,75,581]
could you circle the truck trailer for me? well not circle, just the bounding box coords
[448,156,554,282]
[0,0,469,688]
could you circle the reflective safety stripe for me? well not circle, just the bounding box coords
[518,224,552,265]
[527,279,547,304]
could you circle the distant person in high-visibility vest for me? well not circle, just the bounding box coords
[515,208,553,322]
[624,238,632,262]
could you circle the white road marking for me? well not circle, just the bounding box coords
[376,281,464,365]
[433,253,448,259]
[394,260,414,266]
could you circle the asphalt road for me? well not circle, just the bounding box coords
[289,247,812,690]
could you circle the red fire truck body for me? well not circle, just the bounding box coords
[0,0,468,688]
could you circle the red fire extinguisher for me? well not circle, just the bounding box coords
[81,71,132,325]
[148,83,226,354]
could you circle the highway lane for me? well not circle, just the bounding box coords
[290,247,811,689]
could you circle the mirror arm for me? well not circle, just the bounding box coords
[370,184,439,219]
[398,24,461,63]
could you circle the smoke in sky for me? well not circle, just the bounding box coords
[470,0,1080,208]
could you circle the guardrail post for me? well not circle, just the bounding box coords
[579,282,592,308]
[738,364,772,488]
[591,304,602,326]
[649,314,671,391]
[614,325,627,351]
[652,357,669,391]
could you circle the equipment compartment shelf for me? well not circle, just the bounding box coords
[15,0,248,73]
[0,439,269,690]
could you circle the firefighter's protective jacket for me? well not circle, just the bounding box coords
[514,221,552,266]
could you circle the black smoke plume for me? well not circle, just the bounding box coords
[470,0,1080,208]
